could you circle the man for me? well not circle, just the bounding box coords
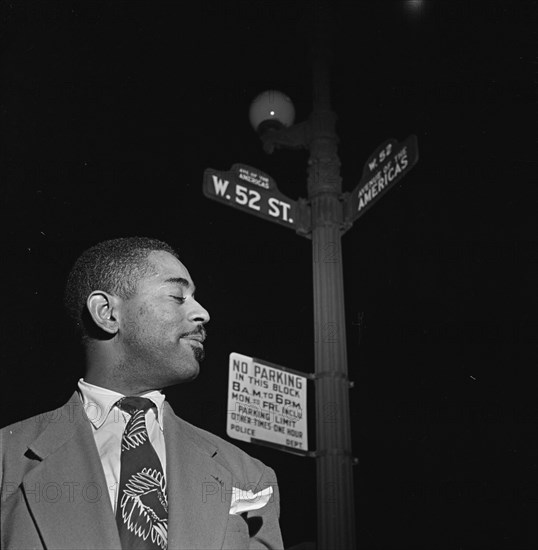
[1,237,284,550]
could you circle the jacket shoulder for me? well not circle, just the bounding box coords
[171,413,273,483]
[1,407,62,452]
[0,401,72,490]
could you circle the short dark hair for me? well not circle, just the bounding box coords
[64,237,179,339]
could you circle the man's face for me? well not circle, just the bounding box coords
[116,250,210,388]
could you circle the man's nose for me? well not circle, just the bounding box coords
[189,299,210,324]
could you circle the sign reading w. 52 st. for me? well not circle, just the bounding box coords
[203,164,298,230]
[345,134,419,224]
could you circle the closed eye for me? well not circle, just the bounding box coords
[171,296,186,304]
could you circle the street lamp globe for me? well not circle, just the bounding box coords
[249,90,295,133]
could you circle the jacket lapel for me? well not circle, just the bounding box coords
[164,404,232,550]
[23,393,122,550]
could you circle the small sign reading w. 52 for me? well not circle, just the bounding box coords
[203,164,298,229]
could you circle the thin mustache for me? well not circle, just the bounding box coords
[181,327,207,342]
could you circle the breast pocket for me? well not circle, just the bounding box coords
[222,514,249,550]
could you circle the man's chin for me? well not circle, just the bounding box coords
[176,361,200,383]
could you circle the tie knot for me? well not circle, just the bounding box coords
[116,396,153,415]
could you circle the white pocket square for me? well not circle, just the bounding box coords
[229,486,273,515]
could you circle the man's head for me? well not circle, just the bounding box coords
[64,237,210,393]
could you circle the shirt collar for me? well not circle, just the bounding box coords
[77,378,166,430]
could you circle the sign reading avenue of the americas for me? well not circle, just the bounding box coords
[227,352,308,452]
[346,134,419,223]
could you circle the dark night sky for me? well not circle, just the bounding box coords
[1,1,536,548]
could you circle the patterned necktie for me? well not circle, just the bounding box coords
[116,397,168,550]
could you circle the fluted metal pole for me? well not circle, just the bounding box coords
[308,2,356,548]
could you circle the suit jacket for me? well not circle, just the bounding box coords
[0,392,284,550]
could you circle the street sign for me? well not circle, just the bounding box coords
[203,163,298,230]
[227,352,309,453]
[345,134,419,224]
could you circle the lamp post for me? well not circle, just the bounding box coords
[206,5,418,547]
[249,8,356,550]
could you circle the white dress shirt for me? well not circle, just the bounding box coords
[77,378,167,513]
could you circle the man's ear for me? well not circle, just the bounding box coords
[86,291,121,335]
